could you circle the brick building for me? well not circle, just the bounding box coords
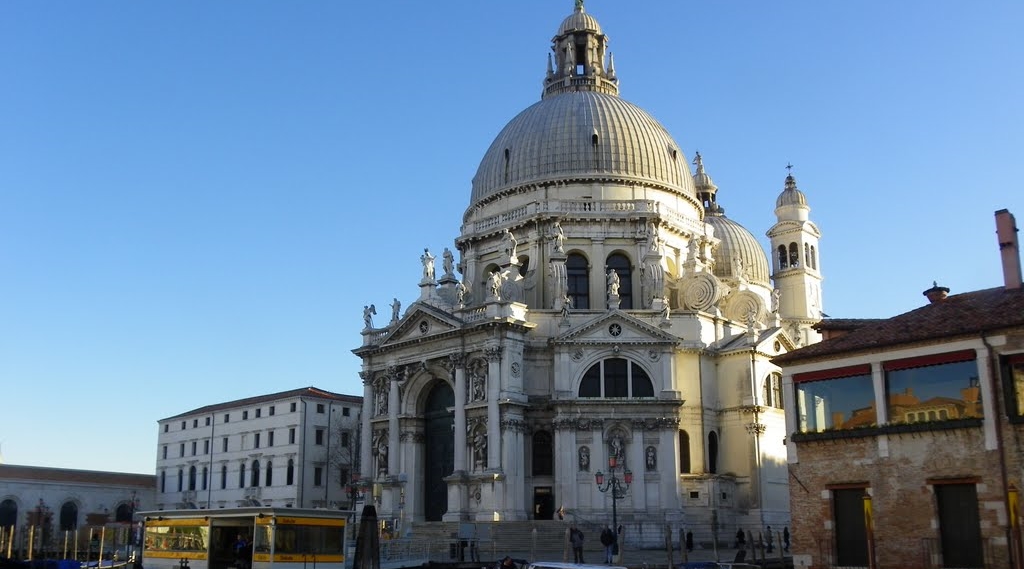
[774,209,1024,569]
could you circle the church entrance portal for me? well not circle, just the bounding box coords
[533,487,555,520]
[424,382,455,521]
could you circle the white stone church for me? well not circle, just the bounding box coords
[353,1,823,538]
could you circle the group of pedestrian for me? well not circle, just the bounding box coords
[732,526,790,552]
[567,524,619,564]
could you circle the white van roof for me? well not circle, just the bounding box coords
[528,563,627,569]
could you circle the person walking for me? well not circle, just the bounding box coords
[735,528,746,549]
[600,526,615,564]
[570,526,585,563]
[783,527,790,552]
[764,526,774,554]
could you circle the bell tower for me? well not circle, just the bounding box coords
[767,166,823,346]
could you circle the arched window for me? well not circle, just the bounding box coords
[287,459,295,486]
[221,465,228,489]
[266,461,273,487]
[777,245,788,270]
[177,469,183,492]
[503,148,510,184]
[567,253,590,309]
[482,263,500,301]
[160,471,166,493]
[606,253,633,309]
[804,243,810,268]
[708,431,719,474]
[59,502,78,531]
[679,430,691,474]
[764,373,783,409]
[239,463,246,489]
[788,243,799,268]
[202,466,208,491]
[115,503,132,523]
[578,358,655,398]
[532,431,553,476]
[809,245,817,270]
[251,460,260,487]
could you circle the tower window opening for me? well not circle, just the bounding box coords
[810,245,817,270]
[789,243,800,268]
[592,133,600,169]
[503,148,510,184]
[567,253,590,309]
[606,253,633,309]
[777,245,788,270]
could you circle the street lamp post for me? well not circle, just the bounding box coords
[594,455,632,553]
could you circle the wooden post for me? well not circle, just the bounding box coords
[864,493,877,569]
[665,525,674,568]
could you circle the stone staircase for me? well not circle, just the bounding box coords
[406,520,611,561]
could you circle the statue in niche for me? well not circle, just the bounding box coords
[609,435,624,462]
[561,294,573,320]
[456,281,468,306]
[375,384,388,416]
[362,304,376,329]
[376,440,388,478]
[421,248,436,280]
[489,271,503,300]
[469,359,487,402]
[578,446,590,472]
[607,269,620,297]
[472,431,487,471]
[552,221,565,253]
[442,247,455,277]
[563,38,576,74]
[645,446,657,471]
[390,298,401,323]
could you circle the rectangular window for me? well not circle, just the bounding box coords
[222,437,228,452]
[796,369,875,433]
[342,407,350,417]
[224,413,230,423]
[340,468,350,486]
[191,441,197,456]
[934,483,983,567]
[885,352,980,425]
[221,466,227,489]
[604,358,629,397]
[163,446,168,460]
[243,410,249,420]
[314,467,323,486]
[289,428,296,445]
[164,424,169,433]
[269,406,275,416]
[204,440,210,455]
[180,443,185,457]
[1004,354,1024,417]
[205,417,211,426]
[256,408,261,418]
[268,431,274,447]
[193,419,198,428]
[181,421,186,430]
[317,404,325,413]
[202,468,208,491]
[341,432,350,448]
[254,433,261,449]
[315,429,325,445]
[290,402,297,412]
[832,488,869,567]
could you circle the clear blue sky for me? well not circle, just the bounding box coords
[1,1,1021,475]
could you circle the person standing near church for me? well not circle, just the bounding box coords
[570,526,585,563]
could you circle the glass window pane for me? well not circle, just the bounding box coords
[796,374,875,432]
[886,360,981,424]
[604,358,628,397]
[631,363,654,397]
[579,364,601,397]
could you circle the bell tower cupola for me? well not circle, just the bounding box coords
[543,1,619,99]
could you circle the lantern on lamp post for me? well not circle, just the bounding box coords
[594,454,632,550]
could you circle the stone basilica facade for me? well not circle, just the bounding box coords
[354,2,824,537]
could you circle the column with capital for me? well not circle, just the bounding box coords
[388,367,401,477]
[451,354,468,472]
[484,346,503,470]
[359,371,374,480]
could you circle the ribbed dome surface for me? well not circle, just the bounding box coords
[471,92,695,204]
[707,213,771,285]
[776,174,808,208]
[558,10,602,35]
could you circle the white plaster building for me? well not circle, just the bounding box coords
[155,387,361,511]
[353,2,824,542]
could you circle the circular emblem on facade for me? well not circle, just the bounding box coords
[774,340,782,353]
[572,348,585,362]
[419,320,430,334]
[648,349,660,361]
[511,362,521,377]
[609,324,622,337]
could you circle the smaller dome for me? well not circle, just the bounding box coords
[692,152,717,193]
[776,174,808,208]
[558,6,602,35]
[706,213,772,286]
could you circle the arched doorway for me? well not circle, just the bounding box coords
[423,381,454,521]
[0,500,17,530]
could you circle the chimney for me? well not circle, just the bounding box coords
[996,209,1022,290]
[923,281,950,304]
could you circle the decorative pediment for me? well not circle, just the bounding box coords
[552,310,679,347]
[375,303,462,348]
[719,326,797,356]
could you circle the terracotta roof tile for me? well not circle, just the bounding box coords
[161,386,362,421]
[0,464,156,486]
[774,286,1024,365]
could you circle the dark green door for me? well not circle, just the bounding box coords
[936,484,983,568]
[424,382,455,521]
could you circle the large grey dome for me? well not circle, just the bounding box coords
[706,211,771,286]
[471,92,695,205]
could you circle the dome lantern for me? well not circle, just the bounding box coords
[544,0,619,99]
